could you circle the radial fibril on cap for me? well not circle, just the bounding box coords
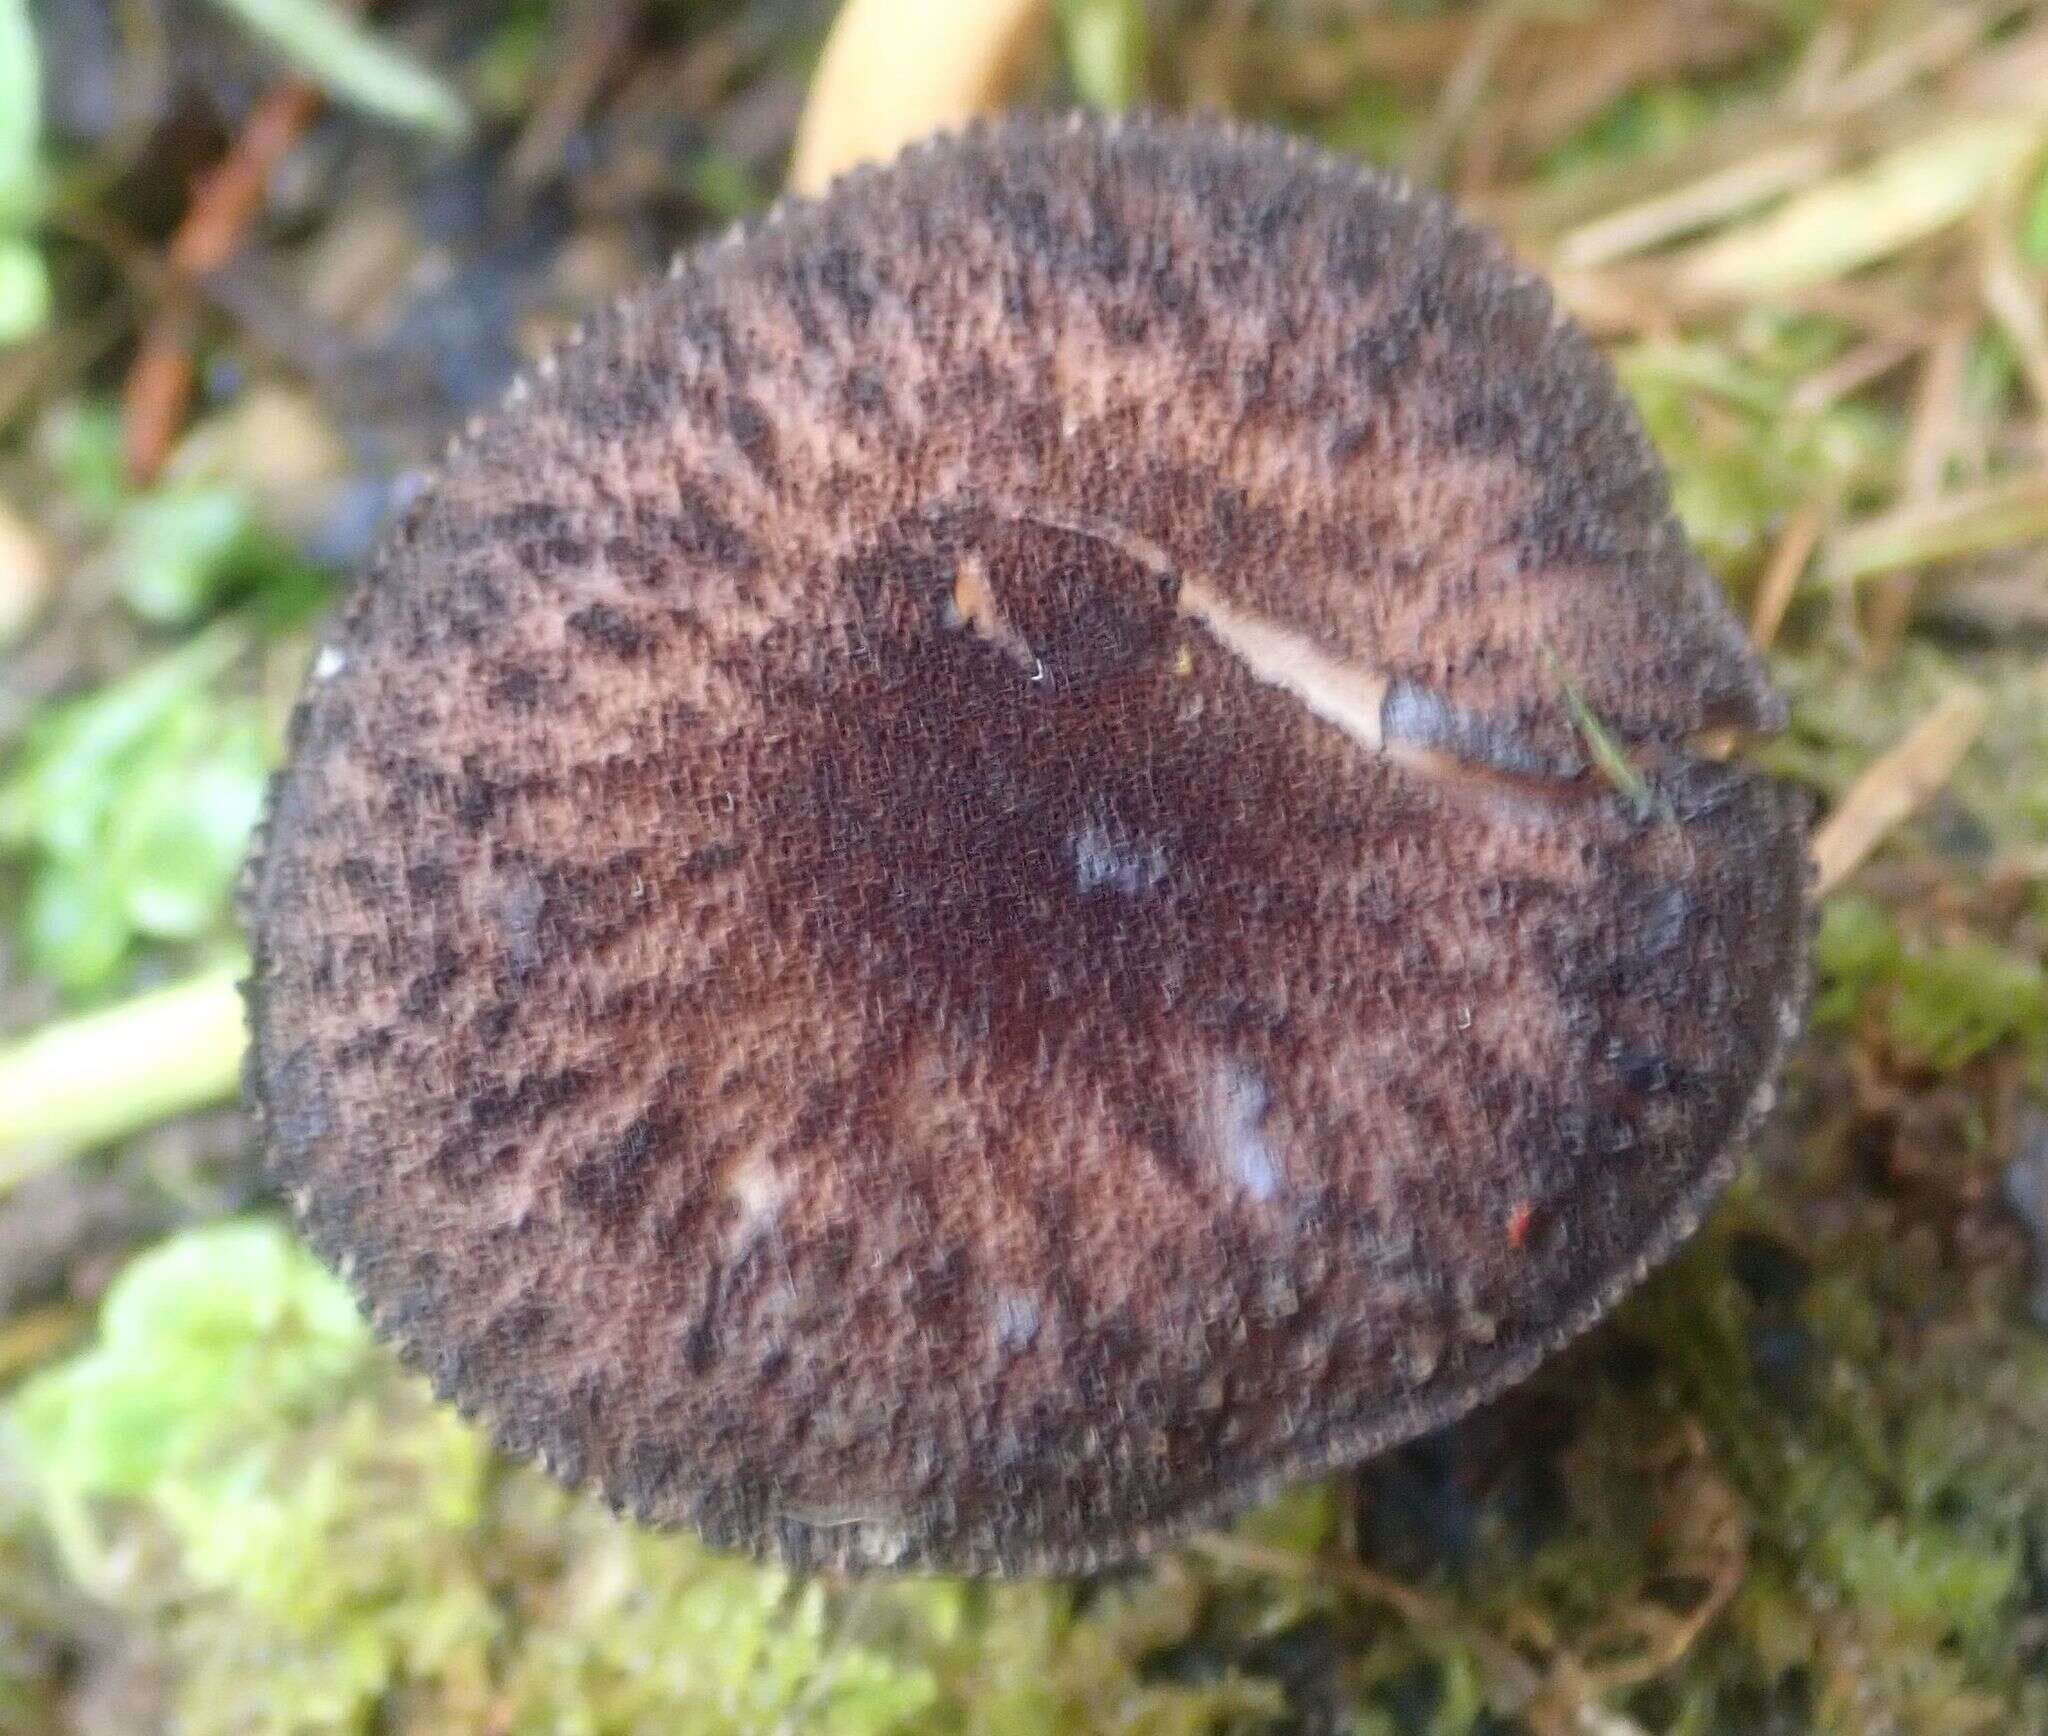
[245,114,1810,1575]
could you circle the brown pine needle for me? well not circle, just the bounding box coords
[1865,323,1972,663]
[1787,336,1916,414]
[1809,689,1988,896]
[1406,0,1529,185]
[1751,501,1825,649]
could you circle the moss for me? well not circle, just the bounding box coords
[1816,898,2048,1073]
[1228,1108,2048,1735]
[1,1223,1281,1736]
[8,7,2048,1732]
[13,1057,2048,1734]
[1616,332,1899,579]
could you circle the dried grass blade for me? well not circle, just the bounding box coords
[1676,115,2046,297]
[1822,477,2048,586]
[1557,141,1839,270]
[1810,690,1988,896]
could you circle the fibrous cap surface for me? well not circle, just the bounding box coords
[247,114,1810,1574]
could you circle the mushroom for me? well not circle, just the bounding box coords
[244,114,1809,1575]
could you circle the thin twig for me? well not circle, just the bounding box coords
[0,961,250,1185]
[1185,1533,1545,1710]
[121,80,322,485]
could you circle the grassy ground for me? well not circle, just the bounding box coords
[3,1,2047,1731]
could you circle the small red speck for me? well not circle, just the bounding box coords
[1506,1203,1534,1250]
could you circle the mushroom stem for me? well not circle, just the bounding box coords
[788,0,1051,194]
[0,958,247,1189]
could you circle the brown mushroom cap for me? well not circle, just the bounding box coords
[246,114,1809,1574]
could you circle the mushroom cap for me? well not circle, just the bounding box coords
[246,114,1809,1574]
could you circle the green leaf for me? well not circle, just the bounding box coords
[0,0,44,345]
[1057,0,1148,112]
[0,235,48,344]
[41,399,129,519]
[18,860,130,995]
[683,149,767,221]
[0,0,39,225]
[106,704,268,940]
[113,485,256,624]
[8,1222,371,1501]
[1815,896,2048,1071]
[1820,1515,2020,1643]
[1539,83,1716,184]
[0,621,245,857]
[1317,82,1416,167]
[203,0,473,140]
[2022,153,2048,268]
[0,625,259,996]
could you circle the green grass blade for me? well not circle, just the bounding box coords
[204,0,472,140]
[0,960,248,1186]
